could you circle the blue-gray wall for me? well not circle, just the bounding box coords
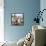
[40,0,46,27]
[4,0,40,42]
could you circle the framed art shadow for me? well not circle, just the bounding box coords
[11,13,24,26]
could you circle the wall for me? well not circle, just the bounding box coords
[0,0,4,42]
[4,0,40,42]
[40,0,46,27]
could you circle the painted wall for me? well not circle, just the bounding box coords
[4,0,40,42]
[40,0,46,27]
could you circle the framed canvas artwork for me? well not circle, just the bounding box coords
[11,13,24,26]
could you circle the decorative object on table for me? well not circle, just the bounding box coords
[11,13,24,26]
[33,9,46,24]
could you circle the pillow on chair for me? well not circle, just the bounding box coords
[17,37,25,46]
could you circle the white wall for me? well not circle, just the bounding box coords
[0,0,4,42]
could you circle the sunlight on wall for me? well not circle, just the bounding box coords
[0,8,4,42]
[0,0,4,42]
